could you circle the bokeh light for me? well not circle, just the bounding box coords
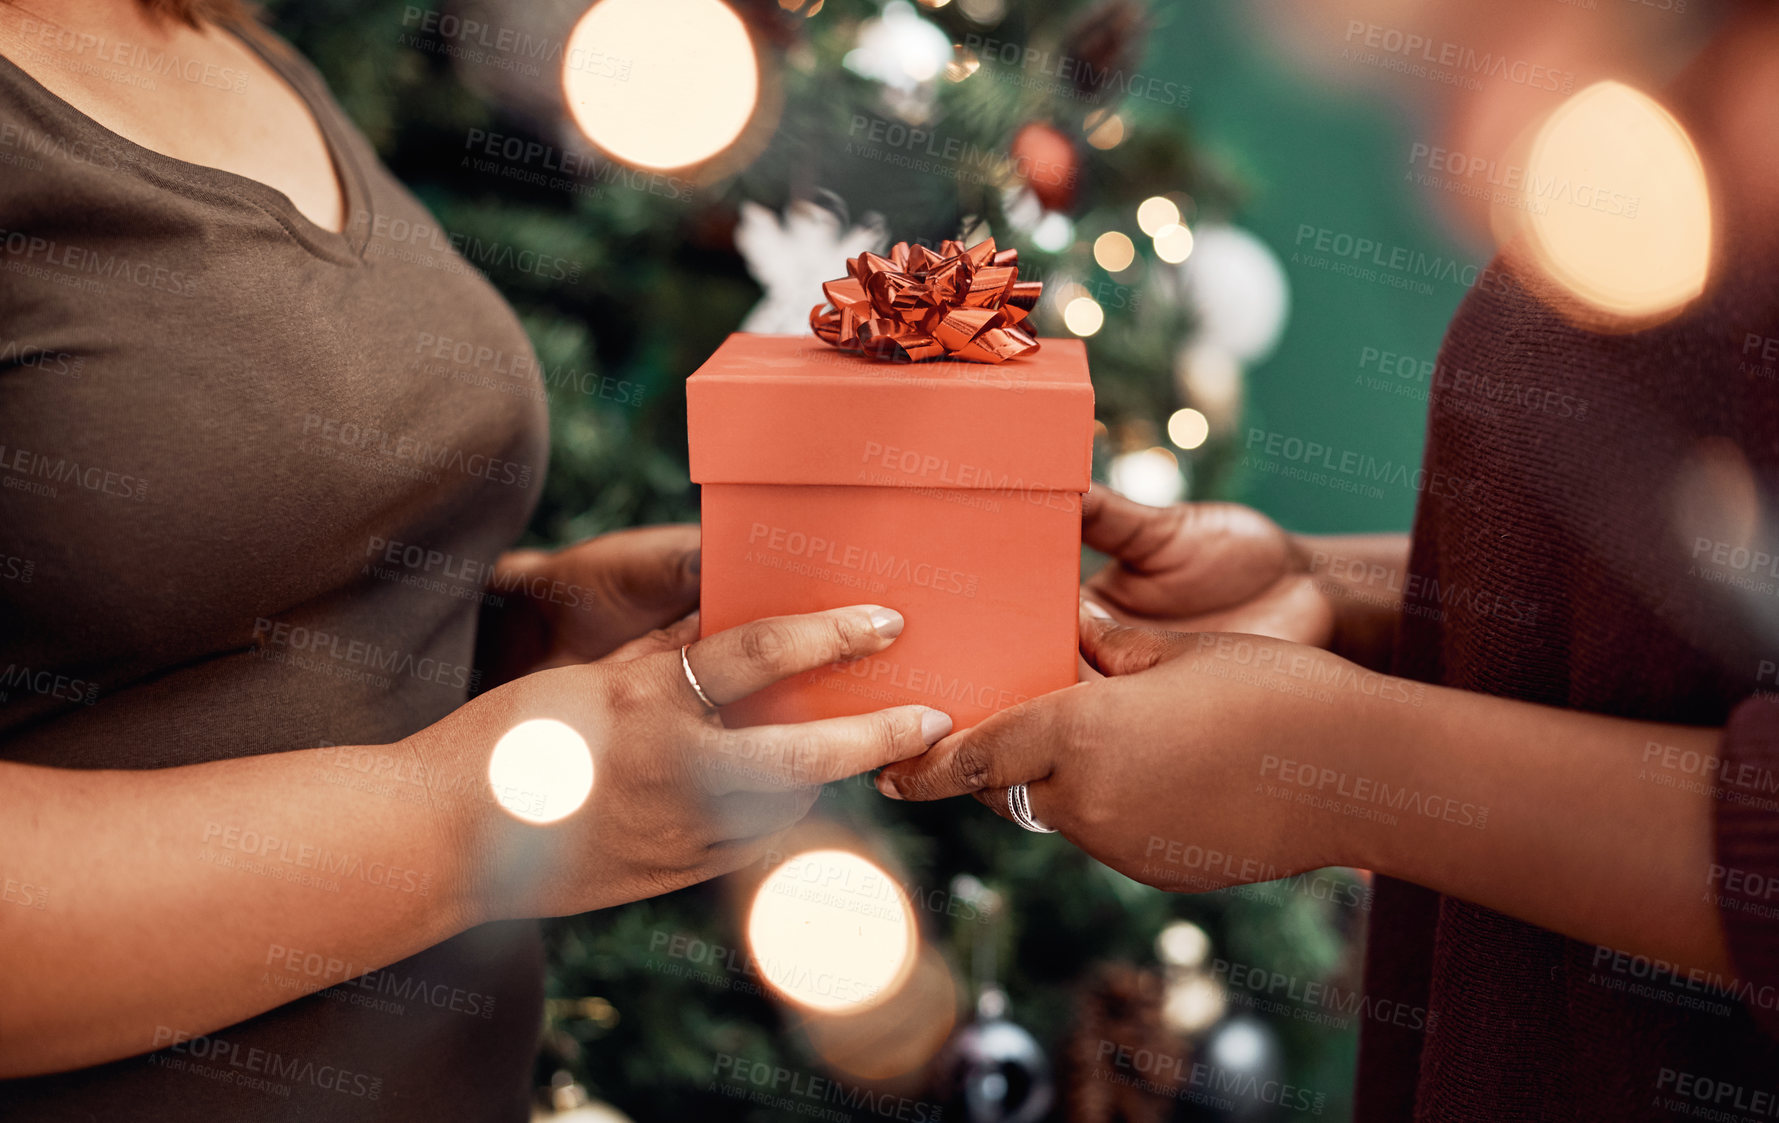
[1092,231,1136,273]
[1510,81,1711,324]
[1031,211,1074,252]
[1136,195,1181,237]
[1108,447,1184,506]
[1167,408,1210,451]
[562,0,758,171]
[1153,223,1195,264]
[487,719,595,825]
[746,849,917,1014]
[1063,296,1105,336]
[1085,110,1125,150]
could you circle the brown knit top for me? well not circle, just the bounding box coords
[1355,33,1779,1123]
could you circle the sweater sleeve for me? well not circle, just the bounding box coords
[1714,695,1779,1036]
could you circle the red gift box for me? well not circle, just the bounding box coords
[688,333,1095,730]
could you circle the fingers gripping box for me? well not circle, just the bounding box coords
[688,333,1094,730]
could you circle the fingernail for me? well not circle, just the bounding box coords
[1081,598,1113,621]
[867,607,904,639]
[877,774,903,800]
[920,709,953,744]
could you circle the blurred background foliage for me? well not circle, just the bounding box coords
[264,0,1469,1118]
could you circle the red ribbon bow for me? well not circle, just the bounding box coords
[809,238,1042,364]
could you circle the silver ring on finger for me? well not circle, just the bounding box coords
[1007,782,1056,833]
[681,645,719,711]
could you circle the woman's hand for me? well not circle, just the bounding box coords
[430,603,954,923]
[875,607,1403,892]
[1082,485,1410,667]
[477,524,702,685]
[1082,485,1334,647]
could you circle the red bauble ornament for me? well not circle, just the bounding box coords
[1009,121,1079,213]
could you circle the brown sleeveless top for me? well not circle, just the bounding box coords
[0,24,549,1122]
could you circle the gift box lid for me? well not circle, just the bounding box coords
[687,333,1093,491]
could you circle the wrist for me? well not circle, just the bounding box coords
[1293,533,1403,671]
[1313,652,1426,878]
[403,718,501,932]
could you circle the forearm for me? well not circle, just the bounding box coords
[1343,682,1730,978]
[0,741,478,1077]
[1294,532,1411,670]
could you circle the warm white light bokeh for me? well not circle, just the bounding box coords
[1136,195,1181,237]
[1513,81,1712,323]
[1167,407,1210,451]
[562,0,759,170]
[1092,230,1136,273]
[1153,223,1195,264]
[487,718,595,824]
[1108,447,1185,506]
[746,849,917,1014]
[1063,296,1105,336]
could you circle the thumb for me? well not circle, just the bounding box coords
[596,524,702,610]
[1079,600,1190,676]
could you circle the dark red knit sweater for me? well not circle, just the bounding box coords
[1353,31,1779,1123]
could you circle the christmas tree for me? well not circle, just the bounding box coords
[264,0,1352,1117]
